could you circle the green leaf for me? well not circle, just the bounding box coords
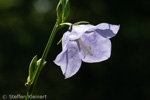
[27,55,38,84]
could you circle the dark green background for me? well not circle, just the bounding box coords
[0,0,150,100]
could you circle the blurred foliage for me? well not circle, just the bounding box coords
[0,0,150,100]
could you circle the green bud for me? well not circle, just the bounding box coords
[26,56,46,87]
[56,0,63,23]
[56,0,70,23]
[62,0,70,23]
[37,58,46,71]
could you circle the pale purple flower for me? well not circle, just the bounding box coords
[54,23,120,78]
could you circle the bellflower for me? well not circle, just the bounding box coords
[54,23,120,78]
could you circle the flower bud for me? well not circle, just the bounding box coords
[56,0,70,23]
[26,56,46,86]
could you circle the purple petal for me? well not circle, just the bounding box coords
[92,23,120,38]
[69,24,94,40]
[62,31,71,51]
[54,41,82,79]
[54,50,68,75]
[64,41,82,78]
[80,31,111,63]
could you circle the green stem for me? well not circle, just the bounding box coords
[26,90,29,100]
[26,22,58,100]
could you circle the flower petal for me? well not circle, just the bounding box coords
[69,24,94,40]
[81,31,111,63]
[64,41,82,78]
[92,23,120,38]
[54,50,68,75]
[62,31,71,51]
[54,41,82,79]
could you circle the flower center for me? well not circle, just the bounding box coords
[77,39,93,59]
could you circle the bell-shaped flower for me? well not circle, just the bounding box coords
[54,23,120,78]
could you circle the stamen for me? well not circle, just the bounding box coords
[80,45,86,59]
[76,40,86,59]
[89,46,91,50]
[78,39,93,59]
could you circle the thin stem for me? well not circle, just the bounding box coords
[26,90,29,100]
[26,22,58,100]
